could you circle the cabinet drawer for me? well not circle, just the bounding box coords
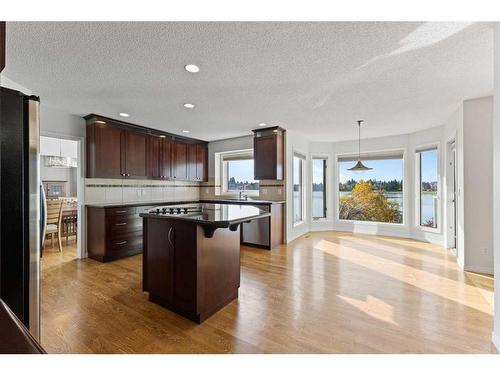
[106,206,136,216]
[108,218,143,237]
[108,235,143,253]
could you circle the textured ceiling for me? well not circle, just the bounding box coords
[4,22,493,142]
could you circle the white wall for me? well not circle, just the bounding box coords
[286,130,310,242]
[207,135,253,178]
[492,23,500,352]
[462,97,494,274]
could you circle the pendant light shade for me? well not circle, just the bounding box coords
[348,120,373,172]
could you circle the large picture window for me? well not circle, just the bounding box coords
[416,146,438,229]
[293,153,306,224]
[312,158,327,219]
[338,151,404,224]
[219,150,259,195]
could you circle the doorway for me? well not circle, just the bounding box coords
[39,134,84,259]
[446,139,457,253]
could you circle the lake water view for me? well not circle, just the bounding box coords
[311,191,437,223]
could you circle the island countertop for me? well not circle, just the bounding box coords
[139,203,271,229]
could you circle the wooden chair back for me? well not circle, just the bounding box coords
[46,199,63,227]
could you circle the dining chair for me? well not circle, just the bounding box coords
[45,199,63,252]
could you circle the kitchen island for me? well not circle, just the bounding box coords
[140,203,270,323]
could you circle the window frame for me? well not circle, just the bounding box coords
[415,143,441,233]
[335,148,407,227]
[311,155,328,221]
[293,152,306,226]
[217,149,260,197]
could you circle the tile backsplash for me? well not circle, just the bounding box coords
[85,178,200,205]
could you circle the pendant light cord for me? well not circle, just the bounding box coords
[357,120,363,161]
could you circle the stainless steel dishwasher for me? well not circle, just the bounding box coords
[241,205,270,247]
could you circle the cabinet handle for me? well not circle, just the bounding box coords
[115,240,127,245]
[115,222,127,226]
[168,227,174,246]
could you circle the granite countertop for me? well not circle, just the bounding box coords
[86,199,285,209]
[139,203,271,228]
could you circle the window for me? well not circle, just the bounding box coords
[417,146,438,229]
[293,153,305,224]
[338,151,404,224]
[219,149,259,195]
[312,158,327,219]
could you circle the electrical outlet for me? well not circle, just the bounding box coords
[262,188,268,195]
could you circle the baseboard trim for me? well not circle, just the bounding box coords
[465,265,494,275]
[492,331,500,353]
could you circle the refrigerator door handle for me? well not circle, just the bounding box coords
[40,183,47,254]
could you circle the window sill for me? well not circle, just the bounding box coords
[293,220,305,228]
[416,225,440,234]
[337,219,405,227]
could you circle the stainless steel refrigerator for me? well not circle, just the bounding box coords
[0,85,42,342]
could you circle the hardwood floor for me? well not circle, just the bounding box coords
[40,231,496,353]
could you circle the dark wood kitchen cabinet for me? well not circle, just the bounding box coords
[149,135,173,180]
[87,205,154,262]
[253,126,285,180]
[187,143,198,181]
[196,144,208,182]
[86,122,123,178]
[122,131,148,179]
[85,114,208,181]
[173,140,188,180]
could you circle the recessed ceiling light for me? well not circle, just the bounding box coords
[119,113,130,117]
[258,123,267,127]
[183,103,195,109]
[184,64,200,73]
[182,130,190,133]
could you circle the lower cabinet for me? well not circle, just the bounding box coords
[87,205,154,262]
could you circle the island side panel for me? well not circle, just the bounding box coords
[196,225,241,322]
[144,219,174,306]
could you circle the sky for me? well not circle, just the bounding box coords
[228,159,257,183]
[338,150,438,183]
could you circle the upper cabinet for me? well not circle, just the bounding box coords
[85,115,208,181]
[149,135,173,180]
[253,126,285,180]
[196,144,208,182]
[173,140,188,180]
[122,131,148,179]
[86,122,123,178]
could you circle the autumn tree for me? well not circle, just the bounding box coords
[339,180,402,223]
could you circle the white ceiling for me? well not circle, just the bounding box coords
[4,22,493,142]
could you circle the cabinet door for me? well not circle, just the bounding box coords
[124,131,148,179]
[145,219,175,303]
[196,145,208,182]
[173,141,188,180]
[92,124,124,178]
[254,135,277,180]
[148,135,162,179]
[187,144,198,181]
[161,137,173,179]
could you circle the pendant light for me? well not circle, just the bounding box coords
[348,120,373,171]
